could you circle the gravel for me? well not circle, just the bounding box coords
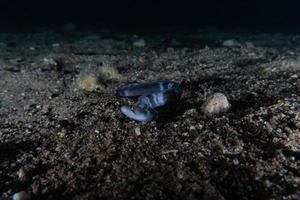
[0,28,299,199]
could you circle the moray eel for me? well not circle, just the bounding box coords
[117,80,181,122]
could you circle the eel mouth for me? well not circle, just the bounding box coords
[120,105,156,122]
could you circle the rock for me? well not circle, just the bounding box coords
[10,58,25,64]
[201,93,230,116]
[41,104,51,115]
[244,41,255,48]
[18,167,30,182]
[3,64,20,72]
[183,108,198,116]
[134,127,141,136]
[189,126,198,136]
[43,57,58,66]
[233,158,239,165]
[222,39,241,47]
[31,180,41,195]
[12,191,31,200]
[1,59,20,72]
[264,58,300,73]
[290,74,298,79]
[133,38,146,47]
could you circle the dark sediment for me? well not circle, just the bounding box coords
[0,29,299,199]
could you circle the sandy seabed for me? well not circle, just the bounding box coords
[0,28,299,199]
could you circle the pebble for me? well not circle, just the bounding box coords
[290,74,298,79]
[43,57,57,66]
[18,167,30,182]
[183,108,198,116]
[244,41,255,48]
[41,104,51,115]
[3,64,20,72]
[31,180,41,195]
[134,127,141,136]
[222,39,241,47]
[132,38,146,47]
[189,126,198,136]
[233,158,239,165]
[12,191,31,200]
[201,93,231,116]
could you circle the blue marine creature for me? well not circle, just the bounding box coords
[117,80,181,122]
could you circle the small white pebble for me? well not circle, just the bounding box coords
[12,191,31,200]
[264,180,272,188]
[290,74,298,79]
[222,39,241,47]
[233,158,239,165]
[133,38,146,47]
[18,167,29,182]
[201,93,231,116]
[43,57,57,66]
[182,132,189,136]
[290,156,295,161]
[134,127,141,136]
[183,108,198,116]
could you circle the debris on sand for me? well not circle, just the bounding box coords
[201,93,231,116]
[76,73,99,92]
[97,66,121,82]
[75,67,121,92]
